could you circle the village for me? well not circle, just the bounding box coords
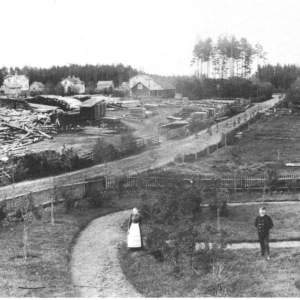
[0,72,251,168]
[3,0,300,298]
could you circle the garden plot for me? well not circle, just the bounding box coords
[162,115,300,176]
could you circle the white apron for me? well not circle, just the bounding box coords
[127,223,141,248]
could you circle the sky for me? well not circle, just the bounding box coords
[2,0,300,76]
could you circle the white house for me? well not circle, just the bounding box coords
[61,76,85,94]
[3,72,29,92]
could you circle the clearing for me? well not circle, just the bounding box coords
[160,114,300,177]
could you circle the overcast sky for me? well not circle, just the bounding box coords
[2,0,300,76]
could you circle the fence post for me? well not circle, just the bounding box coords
[207,145,209,155]
[234,170,237,193]
[217,208,221,231]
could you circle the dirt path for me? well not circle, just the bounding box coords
[0,96,281,198]
[71,210,141,298]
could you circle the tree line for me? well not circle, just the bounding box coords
[191,34,266,80]
[0,63,139,93]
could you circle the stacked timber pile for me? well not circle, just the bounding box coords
[129,107,146,119]
[27,95,82,111]
[0,108,57,159]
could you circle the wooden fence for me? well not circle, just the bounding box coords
[103,173,300,191]
[2,172,300,212]
[167,126,188,140]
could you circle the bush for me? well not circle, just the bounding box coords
[202,259,238,296]
[87,190,113,208]
[0,203,7,224]
[138,190,152,221]
[62,190,75,213]
[146,226,170,261]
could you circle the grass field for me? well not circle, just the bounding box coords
[0,191,138,297]
[162,114,300,176]
[119,244,300,297]
[119,200,300,297]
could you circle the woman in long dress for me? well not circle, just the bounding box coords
[127,207,142,250]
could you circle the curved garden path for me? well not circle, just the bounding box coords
[71,209,142,298]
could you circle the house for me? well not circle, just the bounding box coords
[0,82,22,96]
[96,81,114,93]
[30,81,45,93]
[129,75,175,98]
[2,72,29,95]
[61,76,85,94]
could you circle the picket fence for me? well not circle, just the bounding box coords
[104,173,300,190]
[2,172,300,212]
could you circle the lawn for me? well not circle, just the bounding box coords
[0,191,138,297]
[119,245,300,297]
[118,197,300,297]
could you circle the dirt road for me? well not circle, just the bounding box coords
[0,96,281,198]
[71,210,141,298]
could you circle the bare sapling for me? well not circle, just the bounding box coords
[21,192,41,261]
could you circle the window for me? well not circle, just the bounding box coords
[138,83,143,90]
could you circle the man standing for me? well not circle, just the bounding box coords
[255,207,274,260]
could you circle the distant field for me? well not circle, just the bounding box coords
[163,114,300,176]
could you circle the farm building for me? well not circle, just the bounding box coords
[80,98,106,120]
[61,76,85,94]
[129,75,175,98]
[30,81,45,93]
[96,81,114,93]
[0,82,22,96]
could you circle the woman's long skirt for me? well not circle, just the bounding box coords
[127,223,142,248]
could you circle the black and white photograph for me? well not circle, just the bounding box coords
[1,0,300,297]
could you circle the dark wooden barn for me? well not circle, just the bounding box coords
[80,98,107,120]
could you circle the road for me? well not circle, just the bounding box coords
[0,95,281,198]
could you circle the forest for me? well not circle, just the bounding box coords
[1,46,300,101]
[191,34,266,80]
[0,64,139,94]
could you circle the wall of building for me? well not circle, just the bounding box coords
[131,83,149,97]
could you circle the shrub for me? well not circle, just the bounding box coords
[266,166,279,193]
[146,225,169,261]
[62,190,75,213]
[208,179,229,217]
[202,259,237,296]
[0,203,7,224]
[87,190,113,208]
[138,190,152,221]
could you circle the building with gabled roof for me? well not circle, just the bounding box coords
[129,75,175,98]
[3,72,29,92]
[30,81,45,93]
[61,76,85,94]
[0,82,22,96]
[96,81,114,92]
